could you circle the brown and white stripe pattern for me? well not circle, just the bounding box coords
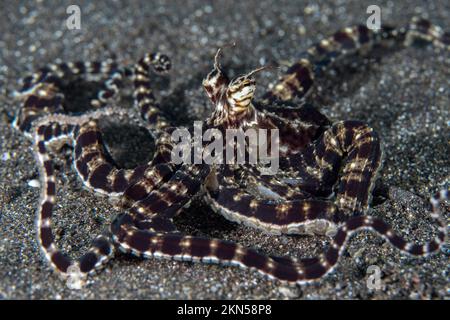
[112,187,448,285]
[13,52,181,286]
[13,59,125,135]
[204,165,342,236]
[12,18,449,287]
[32,115,114,286]
[199,18,448,283]
[263,17,450,103]
[133,52,172,130]
[30,109,182,286]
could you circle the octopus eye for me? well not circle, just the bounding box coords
[206,69,218,81]
[203,62,229,104]
[229,77,247,91]
[230,77,255,92]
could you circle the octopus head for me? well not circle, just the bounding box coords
[226,74,257,112]
[203,46,268,117]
